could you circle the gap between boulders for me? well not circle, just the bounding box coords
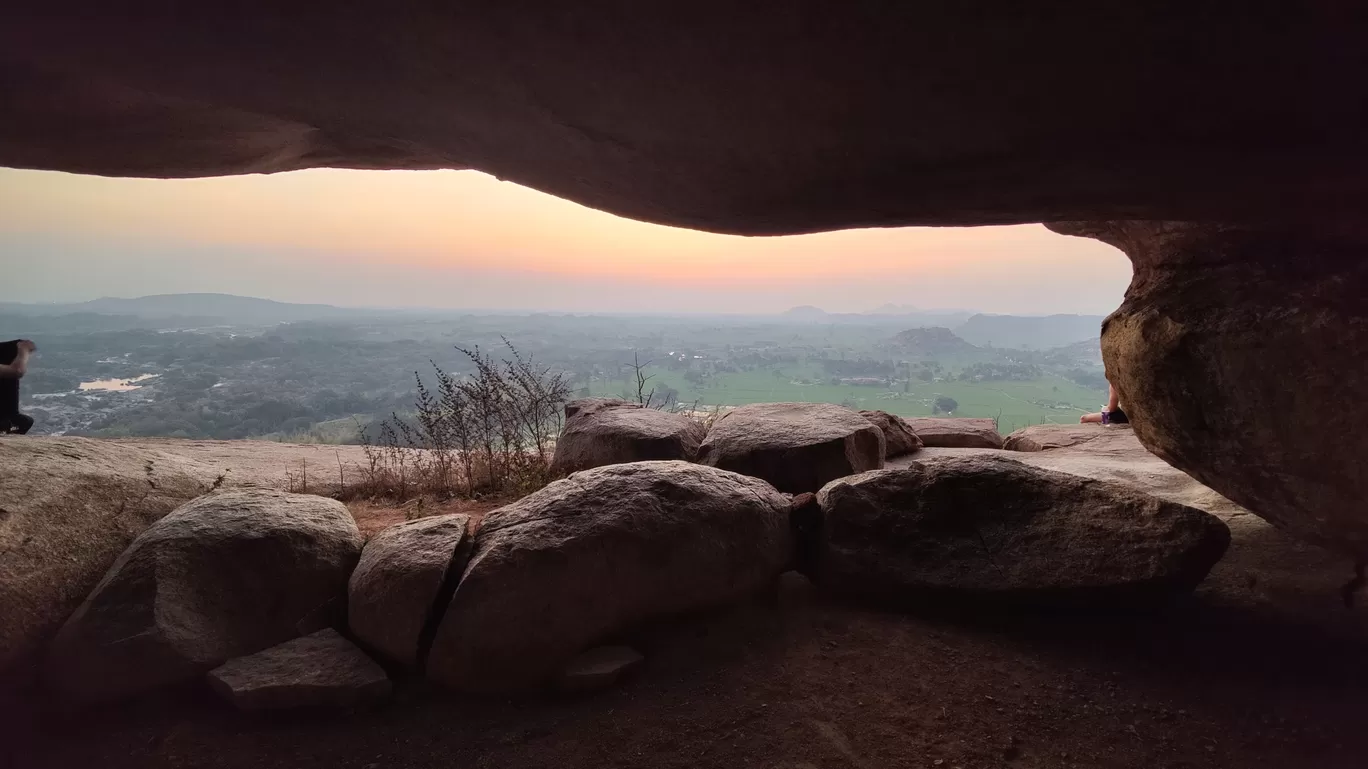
[414,520,479,674]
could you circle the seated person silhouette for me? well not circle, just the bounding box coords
[0,339,36,435]
[1080,382,1128,425]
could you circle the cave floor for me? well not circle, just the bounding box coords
[11,512,1368,769]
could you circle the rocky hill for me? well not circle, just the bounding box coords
[888,326,977,356]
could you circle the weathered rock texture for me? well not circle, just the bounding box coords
[815,455,1230,607]
[1004,424,1118,452]
[905,418,1004,449]
[0,438,221,684]
[1051,222,1368,561]
[347,514,472,669]
[46,489,362,704]
[207,628,391,711]
[859,410,923,458]
[698,403,884,494]
[426,461,792,693]
[563,397,633,420]
[551,403,706,475]
[892,427,1248,523]
[4,8,1365,234]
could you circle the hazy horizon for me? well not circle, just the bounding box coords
[1,292,1094,319]
[1,168,1131,315]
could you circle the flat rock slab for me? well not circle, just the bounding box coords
[905,418,1004,449]
[558,646,645,693]
[550,403,706,475]
[697,402,884,493]
[815,455,1230,608]
[426,461,792,693]
[207,629,391,711]
[348,514,472,669]
[1004,423,1118,452]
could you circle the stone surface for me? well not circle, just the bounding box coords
[550,404,707,475]
[426,461,792,693]
[207,629,391,711]
[347,514,472,669]
[1052,222,1368,561]
[46,489,362,704]
[0,437,223,685]
[558,646,645,693]
[815,455,1230,607]
[4,9,1365,235]
[1004,424,1117,452]
[859,410,923,458]
[697,403,884,493]
[889,427,1249,522]
[905,418,1004,449]
[563,397,635,420]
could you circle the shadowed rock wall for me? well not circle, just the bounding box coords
[4,4,1368,235]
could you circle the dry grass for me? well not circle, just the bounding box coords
[345,495,513,539]
[323,446,554,503]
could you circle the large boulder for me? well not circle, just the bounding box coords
[1051,222,1368,561]
[550,403,706,475]
[814,455,1230,608]
[46,489,362,704]
[892,427,1249,522]
[347,514,473,669]
[207,628,391,711]
[859,410,923,458]
[0,437,221,686]
[697,402,885,493]
[426,461,792,693]
[905,417,1005,449]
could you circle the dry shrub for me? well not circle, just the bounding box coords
[339,340,569,503]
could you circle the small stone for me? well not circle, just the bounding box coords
[558,646,644,693]
[207,629,391,711]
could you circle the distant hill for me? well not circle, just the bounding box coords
[889,327,977,356]
[780,305,830,322]
[0,293,361,325]
[954,313,1104,350]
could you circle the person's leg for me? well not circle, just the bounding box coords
[1080,411,1104,423]
[11,413,33,434]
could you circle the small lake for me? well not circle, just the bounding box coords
[79,374,158,392]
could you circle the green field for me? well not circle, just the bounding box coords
[588,365,1107,435]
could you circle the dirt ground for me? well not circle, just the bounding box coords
[9,506,1368,769]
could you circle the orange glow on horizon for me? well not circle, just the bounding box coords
[0,167,1130,313]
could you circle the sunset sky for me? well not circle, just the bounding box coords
[0,168,1131,315]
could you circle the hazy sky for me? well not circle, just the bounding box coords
[0,168,1130,315]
